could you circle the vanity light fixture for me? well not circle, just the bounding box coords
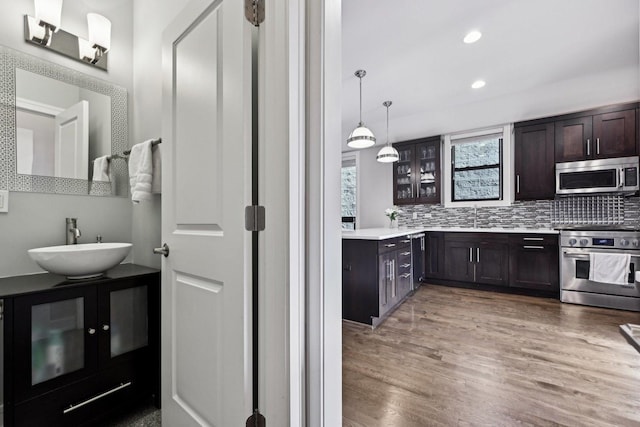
[376,101,399,163]
[347,70,376,149]
[24,1,110,70]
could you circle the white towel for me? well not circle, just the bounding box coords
[92,155,110,182]
[151,145,162,193]
[589,252,630,285]
[128,140,154,203]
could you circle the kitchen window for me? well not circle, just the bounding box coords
[443,125,513,207]
[341,154,358,229]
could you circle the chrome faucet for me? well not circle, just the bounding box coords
[66,218,81,244]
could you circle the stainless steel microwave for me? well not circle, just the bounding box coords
[556,156,640,196]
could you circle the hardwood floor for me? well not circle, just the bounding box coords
[343,285,640,427]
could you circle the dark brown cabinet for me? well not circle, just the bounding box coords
[424,232,444,279]
[3,270,160,427]
[509,234,559,292]
[514,122,555,200]
[443,233,509,286]
[555,106,637,163]
[393,136,441,205]
[343,236,413,326]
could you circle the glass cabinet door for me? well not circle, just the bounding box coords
[109,285,148,358]
[416,141,440,204]
[31,297,85,385]
[394,145,415,204]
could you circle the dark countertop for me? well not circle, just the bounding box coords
[0,264,160,298]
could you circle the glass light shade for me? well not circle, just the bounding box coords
[78,38,95,61]
[87,13,111,51]
[34,0,63,28]
[376,145,399,163]
[347,125,376,149]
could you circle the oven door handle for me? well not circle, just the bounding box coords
[562,252,590,259]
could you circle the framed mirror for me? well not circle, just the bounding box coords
[0,45,128,196]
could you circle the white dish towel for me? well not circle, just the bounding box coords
[128,140,154,203]
[589,252,630,285]
[92,155,110,182]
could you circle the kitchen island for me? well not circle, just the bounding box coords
[343,226,559,327]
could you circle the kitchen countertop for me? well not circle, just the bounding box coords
[342,226,559,240]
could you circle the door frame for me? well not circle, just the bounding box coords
[269,0,342,425]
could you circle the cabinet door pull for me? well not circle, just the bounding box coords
[400,239,411,243]
[384,243,396,248]
[523,245,545,249]
[586,139,591,156]
[88,328,96,335]
[401,273,411,279]
[401,251,411,256]
[401,263,411,268]
[63,382,132,414]
[102,324,110,331]
[523,237,544,241]
[516,175,520,194]
[596,137,600,155]
[476,247,480,263]
[469,247,473,263]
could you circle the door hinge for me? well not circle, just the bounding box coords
[244,0,265,26]
[246,410,266,427]
[245,205,266,231]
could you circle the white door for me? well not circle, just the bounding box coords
[160,0,253,425]
[54,100,88,179]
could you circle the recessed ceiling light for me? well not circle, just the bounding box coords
[471,80,486,89]
[464,30,482,44]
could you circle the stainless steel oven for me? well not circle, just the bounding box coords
[560,229,640,311]
[556,156,639,196]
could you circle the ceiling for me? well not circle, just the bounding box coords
[341,0,640,151]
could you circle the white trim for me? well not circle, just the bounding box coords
[15,96,64,116]
[443,124,514,208]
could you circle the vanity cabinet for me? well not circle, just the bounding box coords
[1,266,159,427]
[514,122,555,200]
[554,104,637,162]
[393,136,441,205]
[443,233,510,287]
[343,236,413,326]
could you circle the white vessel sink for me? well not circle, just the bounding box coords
[28,243,132,279]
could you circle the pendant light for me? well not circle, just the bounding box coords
[376,101,399,163]
[347,70,376,149]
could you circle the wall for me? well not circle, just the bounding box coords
[356,146,393,228]
[130,0,192,269]
[0,0,135,277]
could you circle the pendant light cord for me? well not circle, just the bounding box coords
[359,75,363,126]
[386,103,389,145]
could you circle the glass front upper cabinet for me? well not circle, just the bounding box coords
[393,136,441,205]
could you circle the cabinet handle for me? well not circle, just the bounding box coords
[596,137,600,155]
[523,245,545,249]
[63,382,132,414]
[401,273,411,278]
[401,263,411,268]
[102,325,110,331]
[384,243,396,248]
[469,247,473,263]
[586,139,591,156]
[523,237,544,241]
[421,236,425,251]
[516,175,520,194]
[476,247,480,263]
[401,251,411,256]
[88,328,96,335]
[400,239,411,243]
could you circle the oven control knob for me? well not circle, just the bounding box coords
[621,239,629,247]
[579,238,589,246]
[633,240,639,247]
[568,238,577,246]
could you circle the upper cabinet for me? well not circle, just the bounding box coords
[514,122,555,200]
[393,136,441,205]
[555,105,638,163]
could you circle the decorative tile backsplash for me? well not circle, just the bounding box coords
[398,196,640,230]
